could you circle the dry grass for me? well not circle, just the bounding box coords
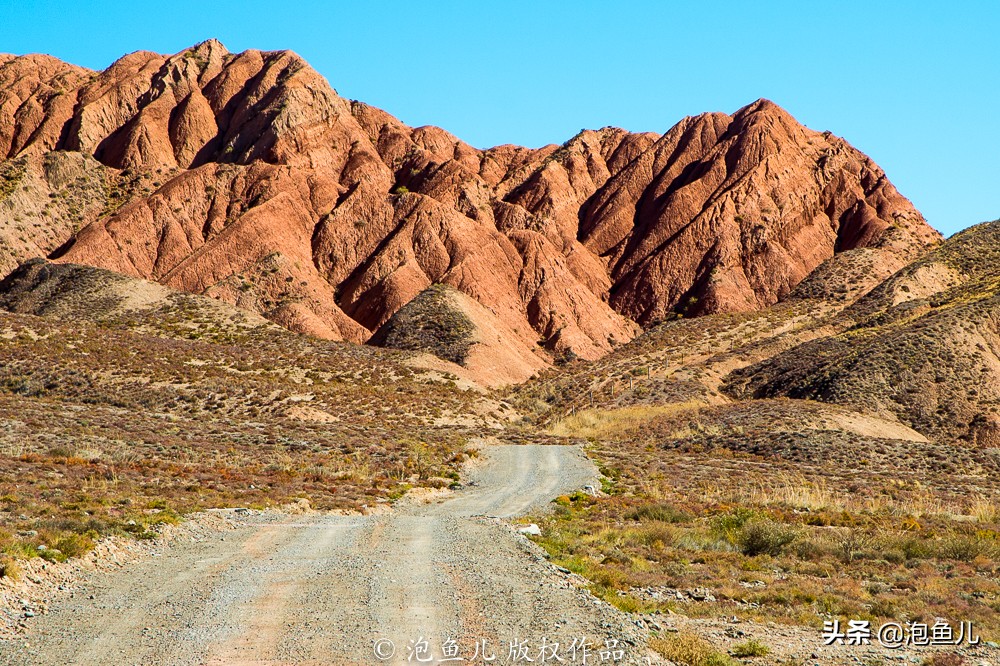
[740,473,1000,521]
[650,632,736,666]
[0,295,495,565]
[549,402,705,439]
[529,410,1000,639]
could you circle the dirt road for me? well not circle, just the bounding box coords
[0,445,653,665]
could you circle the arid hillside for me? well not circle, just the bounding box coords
[514,221,1000,453]
[0,41,939,382]
[3,37,1000,666]
[507,224,1000,651]
[726,219,1000,446]
[0,258,514,570]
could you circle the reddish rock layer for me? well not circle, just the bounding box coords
[0,40,940,366]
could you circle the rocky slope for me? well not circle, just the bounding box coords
[725,220,1000,445]
[0,40,940,379]
[514,221,1000,449]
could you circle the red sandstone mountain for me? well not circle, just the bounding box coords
[0,40,940,378]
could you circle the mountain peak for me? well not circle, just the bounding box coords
[190,38,228,54]
[0,44,940,381]
[739,97,786,114]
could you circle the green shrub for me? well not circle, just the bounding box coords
[39,547,66,562]
[731,639,770,658]
[868,597,898,618]
[936,534,994,561]
[54,533,96,558]
[651,633,736,666]
[738,520,796,556]
[896,534,933,560]
[712,508,758,536]
[627,502,692,523]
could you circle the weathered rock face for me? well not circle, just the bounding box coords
[577,101,940,323]
[0,40,940,373]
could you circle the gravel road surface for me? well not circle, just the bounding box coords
[0,445,654,665]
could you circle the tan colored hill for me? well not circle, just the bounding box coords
[0,41,939,379]
[0,257,497,390]
[725,220,1000,446]
[370,284,547,387]
[510,219,1000,464]
[0,256,271,334]
[514,218,1000,450]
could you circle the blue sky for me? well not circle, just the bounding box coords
[1,1,997,236]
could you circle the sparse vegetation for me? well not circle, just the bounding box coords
[528,420,1000,638]
[730,639,770,658]
[735,519,796,557]
[650,632,736,666]
[512,249,1000,642]
[0,268,495,565]
[728,221,1000,445]
[0,157,28,202]
[371,284,476,364]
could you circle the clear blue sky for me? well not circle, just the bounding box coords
[1,1,997,236]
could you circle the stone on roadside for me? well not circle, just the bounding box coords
[517,524,542,536]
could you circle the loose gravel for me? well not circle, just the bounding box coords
[0,445,659,665]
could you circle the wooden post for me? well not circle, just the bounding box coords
[647,366,651,378]
[589,391,594,407]
[611,383,615,398]
[630,377,633,390]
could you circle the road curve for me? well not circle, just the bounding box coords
[0,445,651,665]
